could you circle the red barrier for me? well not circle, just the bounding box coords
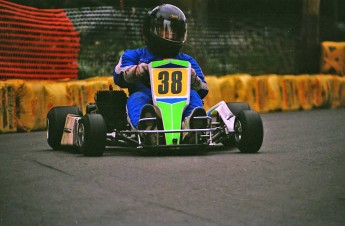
[0,0,79,80]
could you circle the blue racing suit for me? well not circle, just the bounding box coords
[114,47,208,128]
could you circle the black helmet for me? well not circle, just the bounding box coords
[143,4,187,58]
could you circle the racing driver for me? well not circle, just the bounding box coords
[113,4,208,144]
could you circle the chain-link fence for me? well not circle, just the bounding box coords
[5,0,345,78]
[0,0,79,80]
[65,6,147,79]
[185,12,301,75]
[65,5,302,78]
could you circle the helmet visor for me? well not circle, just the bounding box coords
[151,18,187,42]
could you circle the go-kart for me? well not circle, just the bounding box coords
[47,59,264,156]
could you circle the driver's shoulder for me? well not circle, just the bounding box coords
[122,47,153,64]
[176,52,199,65]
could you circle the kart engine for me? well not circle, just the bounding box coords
[90,87,128,131]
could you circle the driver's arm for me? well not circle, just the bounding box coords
[114,50,148,87]
[122,63,148,84]
[190,59,209,99]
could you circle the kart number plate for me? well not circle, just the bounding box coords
[151,68,189,97]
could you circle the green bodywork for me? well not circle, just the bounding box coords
[150,59,190,145]
[156,100,187,144]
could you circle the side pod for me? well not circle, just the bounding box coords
[61,114,81,146]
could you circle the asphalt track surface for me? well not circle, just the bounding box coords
[1,108,345,226]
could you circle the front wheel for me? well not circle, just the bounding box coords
[78,114,106,157]
[234,110,263,153]
[47,106,81,150]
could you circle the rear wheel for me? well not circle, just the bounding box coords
[47,106,81,150]
[78,114,106,157]
[222,102,251,146]
[234,110,263,153]
[226,102,251,115]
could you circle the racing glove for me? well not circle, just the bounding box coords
[191,68,208,92]
[123,63,149,83]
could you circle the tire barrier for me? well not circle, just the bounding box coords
[217,75,236,103]
[330,76,344,109]
[16,80,46,132]
[320,42,345,75]
[266,75,283,111]
[279,76,300,111]
[204,76,223,110]
[1,74,345,133]
[314,75,345,109]
[233,74,255,107]
[338,77,345,108]
[84,77,109,105]
[252,76,270,112]
[44,82,72,117]
[312,75,332,108]
[0,81,16,133]
[66,80,88,115]
[296,75,314,110]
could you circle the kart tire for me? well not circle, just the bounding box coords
[47,106,82,150]
[226,102,251,116]
[234,110,263,153]
[78,114,106,157]
[221,102,251,147]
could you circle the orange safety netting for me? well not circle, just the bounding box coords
[0,0,80,79]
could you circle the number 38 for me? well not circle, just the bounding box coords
[158,71,182,94]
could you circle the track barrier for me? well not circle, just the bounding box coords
[218,75,236,103]
[313,76,332,108]
[0,81,16,133]
[266,75,283,111]
[252,76,270,112]
[204,76,223,110]
[279,75,300,111]
[66,80,88,115]
[16,80,46,131]
[320,42,345,75]
[233,74,255,107]
[2,74,344,133]
[0,0,344,133]
[296,75,314,110]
